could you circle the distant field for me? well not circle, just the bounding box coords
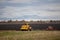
[0,31,60,40]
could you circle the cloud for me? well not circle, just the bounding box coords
[0,6,39,19]
[0,0,60,7]
[7,0,36,3]
[0,5,60,20]
[8,0,60,3]
[0,0,60,20]
[0,0,7,2]
[0,0,60,4]
[0,7,22,18]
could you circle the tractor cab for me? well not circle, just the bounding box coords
[20,23,32,31]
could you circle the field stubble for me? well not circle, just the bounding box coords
[0,30,60,40]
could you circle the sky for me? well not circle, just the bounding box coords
[0,0,60,21]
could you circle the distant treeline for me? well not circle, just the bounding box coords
[0,20,60,24]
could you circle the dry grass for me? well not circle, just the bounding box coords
[0,30,60,40]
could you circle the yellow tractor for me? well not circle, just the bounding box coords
[20,23,32,31]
